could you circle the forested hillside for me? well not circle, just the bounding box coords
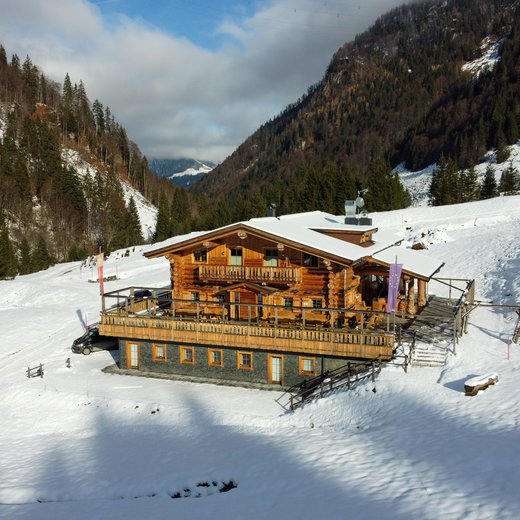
[2,0,520,280]
[193,0,520,221]
[0,47,195,278]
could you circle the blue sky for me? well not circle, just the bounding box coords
[93,0,263,50]
[1,0,409,161]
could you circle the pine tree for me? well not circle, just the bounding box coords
[92,99,105,135]
[429,156,459,206]
[125,196,143,245]
[31,237,53,272]
[154,193,171,242]
[18,237,32,275]
[10,53,20,71]
[480,165,498,199]
[61,73,76,135]
[499,162,519,195]
[460,165,480,202]
[0,213,18,279]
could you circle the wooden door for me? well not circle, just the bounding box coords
[268,355,283,384]
[126,342,140,369]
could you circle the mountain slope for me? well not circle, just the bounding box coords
[193,0,520,215]
[0,47,188,276]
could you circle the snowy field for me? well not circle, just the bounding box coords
[1,196,520,520]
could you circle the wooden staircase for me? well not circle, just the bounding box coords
[402,296,455,368]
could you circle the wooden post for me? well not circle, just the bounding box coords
[453,313,457,355]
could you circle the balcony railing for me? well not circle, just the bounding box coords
[99,313,394,361]
[99,287,396,361]
[198,264,301,284]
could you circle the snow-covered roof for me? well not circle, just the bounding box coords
[146,210,445,279]
[372,245,444,279]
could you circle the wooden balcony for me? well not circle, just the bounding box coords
[99,312,394,361]
[198,264,301,284]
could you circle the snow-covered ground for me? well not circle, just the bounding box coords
[1,196,520,519]
[397,141,520,206]
[462,36,502,77]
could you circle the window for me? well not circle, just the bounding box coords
[193,249,207,262]
[180,346,194,365]
[208,349,223,367]
[152,344,167,362]
[312,298,323,309]
[283,297,294,308]
[264,249,278,267]
[237,351,253,370]
[303,253,319,267]
[299,357,316,376]
[216,294,226,304]
[191,292,200,301]
[230,248,243,266]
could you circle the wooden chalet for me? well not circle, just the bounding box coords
[99,211,444,388]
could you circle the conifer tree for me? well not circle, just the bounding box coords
[480,165,498,199]
[499,162,519,195]
[429,156,459,206]
[125,196,143,245]
[61,73,76,135]
[31,237,53,272]
[0,213,18,279]
[92,99,105,135]
[18,237,32,275]
[154,194,171,242]
[460,165,480,202]
[10,53,20,71]
[170,188,192,235]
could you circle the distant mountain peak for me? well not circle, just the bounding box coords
[149,158,216,188]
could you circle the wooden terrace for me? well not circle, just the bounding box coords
[99,287,397,361]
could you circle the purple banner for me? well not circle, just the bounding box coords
[386,263,403,313]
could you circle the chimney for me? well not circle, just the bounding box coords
[267,203,277,218]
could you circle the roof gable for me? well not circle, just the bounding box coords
[144,211,444,279]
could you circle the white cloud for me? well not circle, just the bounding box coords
[0,0,408,162]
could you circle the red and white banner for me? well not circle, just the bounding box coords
[97,253,105,296]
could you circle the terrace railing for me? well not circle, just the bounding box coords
[198,264,301,284]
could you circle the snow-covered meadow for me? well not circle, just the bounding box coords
[1,195,520,520]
